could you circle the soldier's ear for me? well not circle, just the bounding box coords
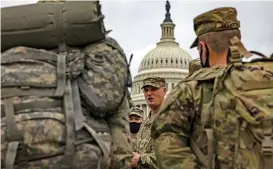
[199,41,210,67]
[163,87,167,94]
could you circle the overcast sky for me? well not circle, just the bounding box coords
[1,0,272,78]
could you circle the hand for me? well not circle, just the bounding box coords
[130,152,140,168]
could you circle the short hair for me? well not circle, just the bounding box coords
[199,29,241,54]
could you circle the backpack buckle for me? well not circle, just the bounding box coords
[261,119,273,156]
[229,46,242,66]
[262,135,273,156]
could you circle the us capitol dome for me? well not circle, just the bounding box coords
[131,0,192,118]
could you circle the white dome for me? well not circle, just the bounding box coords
[131,0,194,119]
[138,42,192,72]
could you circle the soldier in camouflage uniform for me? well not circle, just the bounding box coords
[188,58,202,74]
[151,7,273,169]
[129,107,144,152]
[1,1,134,169]
[130,77,167,169]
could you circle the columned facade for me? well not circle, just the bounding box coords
[131,0,192,119]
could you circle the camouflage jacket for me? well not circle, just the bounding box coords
[131,133,137,152]
[107,96,134,169]
[151,54,273,169]
[150,66,219,169]
[136,113,158,169]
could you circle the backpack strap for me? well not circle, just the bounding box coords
[54,49,67,96]
[83,122,111,169]
[230,36,252,58]
[71,80,86,131]
[201,82,216,169]
[190,82,216,169]
[4,98,28,169]
[1,45,67,98]
[59,79,76,169]
[261,118,273,169]
[190,138,208,167]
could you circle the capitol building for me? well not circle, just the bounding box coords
[130,0,192,118]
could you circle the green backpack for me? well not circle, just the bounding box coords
[186,44,273,169]
[1,37,132,169]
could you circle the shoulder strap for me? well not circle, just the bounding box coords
[190,81,216,169]
[261,118,273,169]
[229,36,271,63]
[229,46,242,67]
[230,36,252,58]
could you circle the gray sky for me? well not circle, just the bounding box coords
[1,0,272,78]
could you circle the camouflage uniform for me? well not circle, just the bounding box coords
[188,58,202,74]
[1,1,133,169]
[135,77,166,169]
[136,113,158,169]
[151,7,273,169]
[129,107,144,152]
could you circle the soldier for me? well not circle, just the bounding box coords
[188,58,202,74]
[1,1,133,169]
[129,107,144,152]
[130,77,167,169]
[151,7,273,169]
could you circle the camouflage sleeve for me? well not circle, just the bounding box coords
[105,94,134,169]
[139,152,157,169]
[151,82,199,169]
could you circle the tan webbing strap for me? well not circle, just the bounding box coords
[205,129,216,169]
[200,83,213,128]
[194,82,215,168]
[5,142,19,169]
[1,112,65,127]
[190,138,208,167]
[1,100,62,117]
[61,80,76,168]
[233,118,243,169]
[4,99,20,169]
[230,36,252,58]
[4,99,20,141]
[1,88,57,98]
[1,53,58,63]
[4,99,28,169]
[54,1,67,97]
[83,122,111,169]
[54,52,66,96]
[229,46,242,67]
[71,80,86,131]
[1,82,56,88]
[261,118,273,169]
[261,119,273,155]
